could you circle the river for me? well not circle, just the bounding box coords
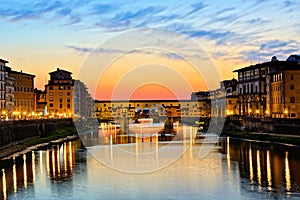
[1,131,300,199]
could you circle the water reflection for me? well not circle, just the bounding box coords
[1,133,300,199]
[223,138,300,195]
[285,152,291,192]
[266,150,272,191]
[0,140,83,199]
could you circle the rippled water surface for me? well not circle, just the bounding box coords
[1,135,300,199]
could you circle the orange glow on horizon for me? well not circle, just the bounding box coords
[130,84,179,100]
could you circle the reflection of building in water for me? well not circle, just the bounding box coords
[222,138,300,192]
[0,140,84,199]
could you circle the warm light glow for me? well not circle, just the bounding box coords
[255,110,259,114]
[2,168,7,200]
[284,110,288,114]
[32,151,35,182]
[249,148,253,184]
[285,151,291,191]
[266,150,272,191]
[227,137,231,173]
[265,110,269,114]
[257,150,262,190]
[13,163,17,194]
[248,109,252,113]
[23,154,27,189]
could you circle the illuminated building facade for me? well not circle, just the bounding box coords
[267,55,300,118]
[0,59,8,116]
[7,68,35,117]
[233,62,268,117]
[5,75,14,119]
[45,68,74,118]
[95,99,210,122]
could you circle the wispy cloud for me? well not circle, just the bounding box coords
[259,39,294,50]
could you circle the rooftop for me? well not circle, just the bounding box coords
[0,58,8,64]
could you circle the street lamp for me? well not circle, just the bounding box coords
[284,109,288,118]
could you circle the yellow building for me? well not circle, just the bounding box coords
[7,68,35,118]
[269,63,300,118]
[45,68,74,118]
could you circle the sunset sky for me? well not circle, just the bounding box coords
[1,0,300,100]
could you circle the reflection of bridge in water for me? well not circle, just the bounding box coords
[80,123,199,147]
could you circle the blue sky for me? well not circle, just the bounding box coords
[0,0,299,93]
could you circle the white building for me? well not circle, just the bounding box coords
[0,59,8,117]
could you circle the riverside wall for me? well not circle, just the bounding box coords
[230,116,300,134]
[0,119,74,147]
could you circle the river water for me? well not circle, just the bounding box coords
[1,132,300,199]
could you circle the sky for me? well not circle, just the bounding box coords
[0,0,299,100]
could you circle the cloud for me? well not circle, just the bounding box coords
[92,4,115,14]
[259,40,293,50]
[65,45,128,54]
[244,18,271,26]
[111,6,165,22]
[66,45,93,53]
[2,1,64,22]
[185,2,207,16]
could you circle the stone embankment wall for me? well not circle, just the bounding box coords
[0,119,73,147]
[230,116,300,134]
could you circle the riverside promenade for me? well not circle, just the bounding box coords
[0,118,75,159]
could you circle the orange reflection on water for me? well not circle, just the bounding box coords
[266,150,272,190]
[13,163,17,194]
[46,150,50,177]
[2,169,7,200]
[23,154,27,189]
[32,151,35,182]
[69,142,73,173]
[226,137,230,173]
[256,150,262,191]
[249,148,254,184]
[285,151,291,191]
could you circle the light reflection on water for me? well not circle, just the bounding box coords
[0,135,300,199]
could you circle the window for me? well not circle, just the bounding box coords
[59,86,63,90]
[291,113,296,117]
[291,74,294,80]
[67,98,70,103]
[67,92,70,96]
[60,104,63,108]
[59,92,62,96]
[59,98,63,103]
[67,104,70,108]
[49,86,53,90]
[49,92,53,96]
[228,100,232,104]
[50,97,53,101]
[50,103,53,107]
[290,97,295,103]
[290,85,294,90]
